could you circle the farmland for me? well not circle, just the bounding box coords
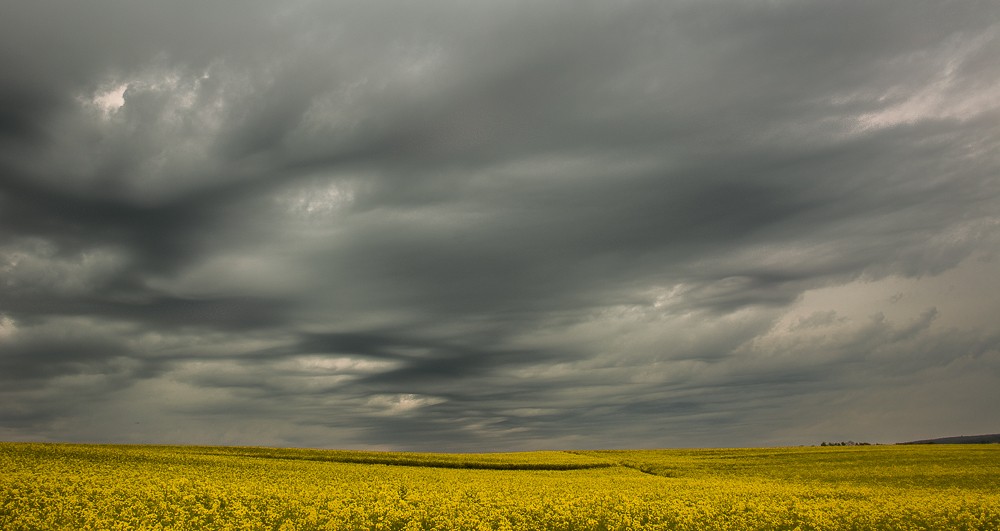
[2,442,998,530]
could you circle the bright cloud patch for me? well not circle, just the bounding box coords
[367,394,447,416]
[92,84,128,114]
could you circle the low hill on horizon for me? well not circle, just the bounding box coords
[898,433,1000,445]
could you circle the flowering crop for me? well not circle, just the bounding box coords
[1,442,998,530]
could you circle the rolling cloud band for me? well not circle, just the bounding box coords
[1,0,998,450]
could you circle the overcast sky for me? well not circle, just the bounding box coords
[1,0,998,452]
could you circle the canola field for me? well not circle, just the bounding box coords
[1,442,998,530]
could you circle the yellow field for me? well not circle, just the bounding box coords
[2,442,998,530]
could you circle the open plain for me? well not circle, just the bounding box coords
[2,442,998,530]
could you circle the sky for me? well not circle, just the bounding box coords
[1,0,998,452]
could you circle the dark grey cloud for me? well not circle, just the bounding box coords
[1,0,998,450]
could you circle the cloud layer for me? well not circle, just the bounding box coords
[2,0,998,450]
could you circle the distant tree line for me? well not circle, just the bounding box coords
[821,441,871,446]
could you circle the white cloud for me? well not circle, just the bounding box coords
[276,178,357,217]
[770,253,1000,335]
[366,394,447,416]
[290,356,398,373]
[0,239,128,296]
[91,83,128,114]
[851,25,1000,131]
[0,315,16,338]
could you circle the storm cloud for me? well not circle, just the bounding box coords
[1,0,998,451]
